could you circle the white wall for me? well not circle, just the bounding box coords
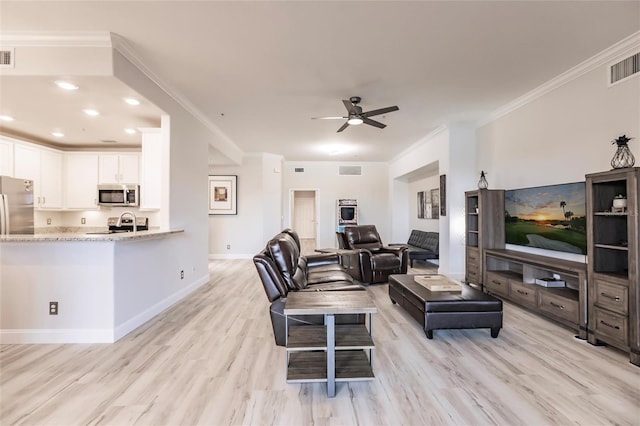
[113,50,211,315]
[408,174,440,232]
[281,162,390,248]
[208,153,283,258]
[478,68,639,190]
[477,46,640,262]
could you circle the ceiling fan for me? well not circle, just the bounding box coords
[312,96,399,132]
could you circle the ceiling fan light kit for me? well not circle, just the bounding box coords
[313,96,399,132]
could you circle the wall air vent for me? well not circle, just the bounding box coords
[339,165,362,176]
[0,48,14,68]
[294,167,304,173]
[610,52,639,85]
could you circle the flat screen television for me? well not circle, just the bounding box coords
[504,181,587,255]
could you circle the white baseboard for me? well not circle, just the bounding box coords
[0,274,210,344]
[0,328,114,344]
[209,253,254,260]
[113,273,210,341]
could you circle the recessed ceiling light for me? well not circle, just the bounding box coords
[0,115,15,122]
[51,132,64,137]
[124,128,136,134]
[124,98,140,106]
[55,81,79,90]
[83,109,100,116]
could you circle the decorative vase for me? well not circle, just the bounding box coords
[613,198,627,209]
[611,135,635,169]
[477,171,488,189]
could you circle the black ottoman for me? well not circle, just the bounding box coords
[388,274,503,339]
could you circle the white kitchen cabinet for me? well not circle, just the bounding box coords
[0,138,13,176]
[40,150,63,209]
[140,128,162,210]
[14,143,63,209]
[64,153,99,209]
[98,153,140,184]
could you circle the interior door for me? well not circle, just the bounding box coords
[293,190,317,254]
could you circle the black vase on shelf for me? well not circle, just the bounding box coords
[611,135,635,169]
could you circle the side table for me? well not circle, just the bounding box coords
[283,290,377,397]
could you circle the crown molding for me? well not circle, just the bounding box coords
[0,31,112,47]
[391,124,448,163]
[478,31,640,127]
[109,33,244,165]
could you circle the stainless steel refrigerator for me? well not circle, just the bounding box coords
[0,176,35,235]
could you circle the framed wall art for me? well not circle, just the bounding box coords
[430,188,440,219]
[208,175,237,215]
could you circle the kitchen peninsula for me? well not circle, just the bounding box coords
[0,228,206,344]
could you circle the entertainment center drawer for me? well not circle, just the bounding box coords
[509,281,537,307]
[485,272,510,297]
[466,249,480,265]
[466,264,480,283]
[593,279,628,315]
[538,292,578,324]
[593,308,628,346]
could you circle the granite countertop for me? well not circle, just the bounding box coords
[0,228,184,242]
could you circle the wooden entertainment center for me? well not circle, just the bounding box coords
[483,249,587,339]
[465,167,639,366]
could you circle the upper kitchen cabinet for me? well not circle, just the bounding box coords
[139,128,162,210]
[0,138,13,176]
[14,143,63,210]
[64,153,99,209]
[99,153,140,184]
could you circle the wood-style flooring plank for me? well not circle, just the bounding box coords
[1,259,639,425]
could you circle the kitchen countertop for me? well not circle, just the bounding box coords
[0,228,184,242]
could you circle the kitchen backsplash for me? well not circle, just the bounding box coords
[35,208,160,229]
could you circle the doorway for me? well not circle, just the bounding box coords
[291,190,318,255]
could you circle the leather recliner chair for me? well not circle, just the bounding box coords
[344,225,409,284]
[253,230,364,346]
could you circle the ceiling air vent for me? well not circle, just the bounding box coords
[339,165,362,176]
[294,167,304,173]
[0,48,14,68]
[610,52,639,85]
[100,140,118,144]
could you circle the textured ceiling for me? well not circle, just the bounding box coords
[1,1,638,163]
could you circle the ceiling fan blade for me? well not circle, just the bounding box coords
[361,105,399,118]
[337,121,350,132]
[312,116,348,120]
[362,117,386,129]
[342,99,357,115]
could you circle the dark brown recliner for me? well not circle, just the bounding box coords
[344,225,409,284]
[253,230,364,346]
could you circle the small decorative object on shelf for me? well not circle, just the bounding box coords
[612,194,627,212]
[477,171,488,189]
[610,135,635,169]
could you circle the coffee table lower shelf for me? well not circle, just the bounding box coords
[286,350,374,383]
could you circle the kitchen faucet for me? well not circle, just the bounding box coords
[117,211,137,234]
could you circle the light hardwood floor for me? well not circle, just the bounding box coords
[1,259,639,425]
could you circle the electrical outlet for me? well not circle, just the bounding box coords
[46,218,52,225]
[81,217,86,224]
[180,270,184,279]
[49,301,58,315]
[226,244,231,250]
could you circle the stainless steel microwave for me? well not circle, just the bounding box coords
[97,184,139,207]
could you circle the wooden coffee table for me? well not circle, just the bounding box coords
[388,274,503,339]
[283,290,376,397]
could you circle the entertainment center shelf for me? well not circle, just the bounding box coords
[586,167,638,366]
[483,249,587,339]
